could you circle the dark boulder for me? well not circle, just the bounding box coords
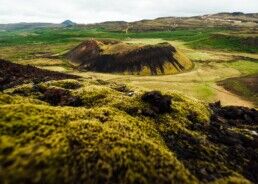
[209,101,258,125]
[141,91,172,116]
[41,88,82,107]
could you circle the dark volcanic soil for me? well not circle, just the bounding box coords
[161,101,258,183]
[0,59,80,90]
[66,40,186,75]
[40,87,83,107]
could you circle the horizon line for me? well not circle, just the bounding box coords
[0,11,257,25]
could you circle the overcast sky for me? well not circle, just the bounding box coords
[0,0,257,24]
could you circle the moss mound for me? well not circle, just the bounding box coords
[0,78,258,183]
[66,40,192,75]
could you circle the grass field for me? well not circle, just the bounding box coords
[0,28,258,107]
[1,28,220,46]
[1,27,257,52]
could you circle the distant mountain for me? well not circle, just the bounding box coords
[0,22,59,31]
[61,20,76,27]
[0,20,77,31]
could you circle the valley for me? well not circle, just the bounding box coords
[2,30,256,107]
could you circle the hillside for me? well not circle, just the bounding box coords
[1,12,257,32]
[0,20,76,31]
[0,22,59,31]
[66,40,192,75]
[0,60,258,183]
[61,20,77,27]
[84,12,258,32]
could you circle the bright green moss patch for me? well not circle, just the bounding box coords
[0,96,196,183]
[225,60,258,75]
[0,92,45,105]
[43,79,83,89]
[0,79,257,183]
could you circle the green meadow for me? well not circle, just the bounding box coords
[1,27,257,53]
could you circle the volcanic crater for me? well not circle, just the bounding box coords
[66,40,192,75]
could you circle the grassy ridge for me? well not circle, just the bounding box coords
[188,33,258,53]
[0,28,213,46]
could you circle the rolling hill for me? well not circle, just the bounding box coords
[0,20,76,31]
[84,12,258,32]
[1,12,257,32]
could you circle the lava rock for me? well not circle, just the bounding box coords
[209,101,258,125]
[141,91,172,115]
[41,88,82,107]
[0,59,80,90]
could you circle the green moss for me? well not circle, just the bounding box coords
[65,118,196,183]
[0,92,45,105]
[211,175,251,184]
[0,79,256,183]
[0,98,196,183]
[43,79,82,89]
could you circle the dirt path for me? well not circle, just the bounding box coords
[214,85,254,108]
